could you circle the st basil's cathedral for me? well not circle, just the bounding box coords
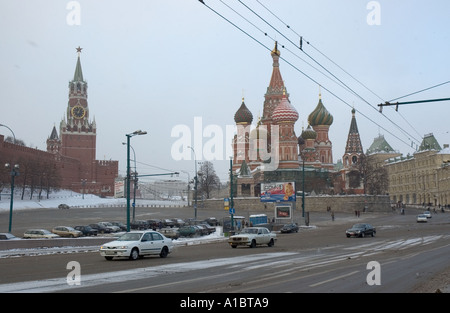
[231,42,364,197]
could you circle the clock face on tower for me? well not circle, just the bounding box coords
[71,105,86,119]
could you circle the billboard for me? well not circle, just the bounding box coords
[275,205,292,219]
[260,182,296,202]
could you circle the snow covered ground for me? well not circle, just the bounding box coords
[0,189,187,213]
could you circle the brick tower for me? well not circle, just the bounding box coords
[60,47,97,183]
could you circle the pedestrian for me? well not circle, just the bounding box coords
[357,210,360,218]
[331,211,335,221]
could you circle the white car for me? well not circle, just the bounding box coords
[228,227,276,248]
[100,231,174,260]
[423,211,432,218]
[23,229,60,239]
[417,214,428,223]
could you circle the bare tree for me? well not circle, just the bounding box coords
[197,161,220,199]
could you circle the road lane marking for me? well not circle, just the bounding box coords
[309,270,360,287]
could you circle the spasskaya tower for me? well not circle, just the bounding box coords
[46,47,118,196]
[60,46,97,181]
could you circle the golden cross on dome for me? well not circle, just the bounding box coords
[76,46,83,56]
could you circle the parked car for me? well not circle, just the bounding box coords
[163,219,175,228]
[159,227,180,240]
[199,223,216,235]
[194,225,209,236]
[74,225,98,236]
[0,233,20,240]
[110,222,127,231]
[417,214,428,223]
[24,229,60,239]
[171,218,186,227]
[89,223,111,234]
[52,226,83,238]
[280,223,299,233]
[179,226,197,237]
[203,217,219,226]
[98,222,121,232]
[228,227,276,248]
[346,223,376,238]
[423,211,432,218]
[99,231,174,260]
[147,219,163,230]
[58,203,70,209]
[130,220,149,230]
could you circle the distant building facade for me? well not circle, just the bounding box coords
[385,134,450,207]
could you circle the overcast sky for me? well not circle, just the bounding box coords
[1,0,449,183]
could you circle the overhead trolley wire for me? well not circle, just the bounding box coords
[237,0,424,146]
[197,0,417,149]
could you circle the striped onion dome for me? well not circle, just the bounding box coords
[308,94,333,126]
[272,91,299,123]
[234,98,253,124]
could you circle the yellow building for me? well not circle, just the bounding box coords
[385,133,450,207]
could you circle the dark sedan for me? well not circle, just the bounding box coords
[280,223,299,233]
[346,223,376,238]
[74,226,98,236]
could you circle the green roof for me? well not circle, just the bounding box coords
[419,133,441,151]
[366,135,395,154]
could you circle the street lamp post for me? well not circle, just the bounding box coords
[126,130,147,232]
[123,142,138,222]
[5,163,19,233]
[187,146,198,220]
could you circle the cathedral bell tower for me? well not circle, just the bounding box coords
[60,47,97,181]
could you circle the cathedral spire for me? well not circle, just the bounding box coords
[345,108,363,154]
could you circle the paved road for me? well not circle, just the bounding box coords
[0,205,449,294]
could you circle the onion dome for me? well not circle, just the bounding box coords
[308,94,333,126]
[234,98,253,124]
[272,90,299,123]
[301,125,317,140]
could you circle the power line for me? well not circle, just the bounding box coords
[197,0,417,149]
[235,0,422,146]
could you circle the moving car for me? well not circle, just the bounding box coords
[99,231,174,260]
[52,226,83,238]
[23,229,60,239]
[423,211,432,218]
[280,223,299,233]
[346,223,376,238]
[228,227,276,248]
[417,214,428,223]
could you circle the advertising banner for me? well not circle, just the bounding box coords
[275,205,292,219]
[260,182,296,202]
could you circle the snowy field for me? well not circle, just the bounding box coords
[0,189,187,213]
